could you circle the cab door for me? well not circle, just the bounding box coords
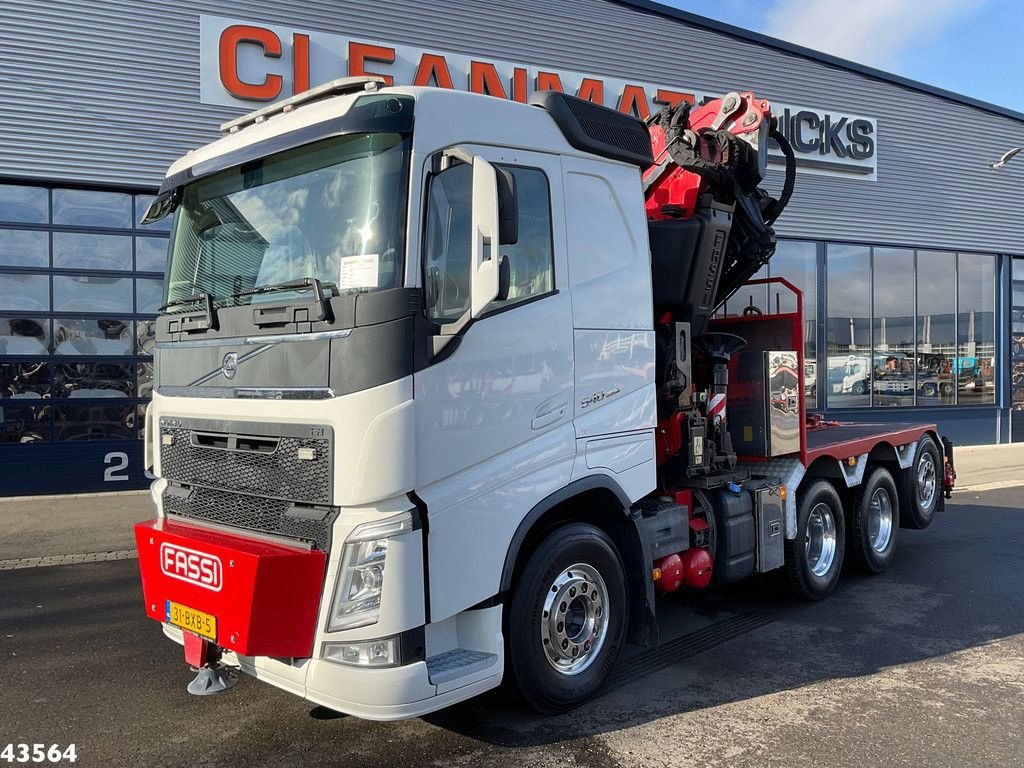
[413,147,574,621]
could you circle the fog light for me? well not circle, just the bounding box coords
[322,637,400,668]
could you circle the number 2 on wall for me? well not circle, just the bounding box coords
[103,451,129,482]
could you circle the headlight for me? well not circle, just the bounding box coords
[327,512,413,631]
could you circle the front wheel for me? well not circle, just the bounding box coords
[784,480,846,600]
[507,523,627,714]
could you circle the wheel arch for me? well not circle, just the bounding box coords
[499,475,658,647]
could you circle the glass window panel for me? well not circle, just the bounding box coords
[0,403,50,443]
[0,316,49,355]
[135,194,173,232]
[54,317,133,356]
[52,189,132,228]
[136,236,168,272]
[423,163,473,324]
[53,232,132,271]
[957,253,996,405]
[916,250,957,406]
[0,272,49,311]
[53,274,132,313]
[138,362,153,399]
[871,248,915,406]
[55,404,137,441]
[136,318,156,355]
[770,240,818,408]
[0,361,50,399]
[0,229,49,268]
[0,184,48,224]
[53,361,136,399]
[485,167,554,313]
[135,278,164,314]
[723,264,769,317]
[826,244,871,407]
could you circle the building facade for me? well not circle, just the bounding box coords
[1,0,1022,495]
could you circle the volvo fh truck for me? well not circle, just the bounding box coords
[135,77,954,718]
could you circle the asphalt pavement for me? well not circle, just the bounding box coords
[1,487,1022,768]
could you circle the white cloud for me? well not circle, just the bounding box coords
[762,0,985,67]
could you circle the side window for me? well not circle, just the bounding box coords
[489,166,554,311]
[423,163,473,324]
[422,162,554,325]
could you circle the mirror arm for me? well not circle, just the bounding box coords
[431,309,474,359]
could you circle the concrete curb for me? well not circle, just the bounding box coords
[0,490,148,504]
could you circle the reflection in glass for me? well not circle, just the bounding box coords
[54,318,132,356]
[0,184,48,224]
[916,251,956,405]
[136,318,156,355]
[0,362,50,399]
[0,403,50,443]
[135,236,169,272]
[872,248,915,406]
[135,278,164,313]
[138,362,153,399]
[826,244,871,407]
[53,232,132,271]
[723,264,769,317]
[52,189,132,228]
[0,272,49,311]
[53,362,135,398]
[957,253,996,404]
[770,240,817,407]
[53,274,132,313]
[55,404,136,441]
[0,229,49,268]
[135,195,173,233]
[0,317,49,355]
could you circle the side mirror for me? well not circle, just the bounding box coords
[496,167,518,246]
[470,156,501,318]
[497,254,511,302]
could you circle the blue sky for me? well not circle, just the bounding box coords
[661,0,1024,114]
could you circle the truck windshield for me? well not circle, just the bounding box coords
[164,131,410,310]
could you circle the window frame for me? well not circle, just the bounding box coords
[419,157,558,328]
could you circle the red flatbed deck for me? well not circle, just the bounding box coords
[804,421,935,465]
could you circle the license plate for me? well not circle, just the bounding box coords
[166,600,217,641]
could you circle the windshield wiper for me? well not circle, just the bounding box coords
[232,277,333,326]
[158,292,218,333]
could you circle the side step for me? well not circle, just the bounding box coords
[426,649,498,686]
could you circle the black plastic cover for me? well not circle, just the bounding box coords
[712,488,755,584]
[529,91,654,168]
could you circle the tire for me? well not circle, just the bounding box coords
[784,480,845,600]
[507,523,627,714]
[850,467,899,573]
[852,381,866,395]
[899,435,941,529]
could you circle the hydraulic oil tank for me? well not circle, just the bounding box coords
[712,486,756,583]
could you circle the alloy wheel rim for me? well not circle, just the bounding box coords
[918,453,937,510]
[805,502,837,577]
[540,563,609,676]
[868,487,894,553]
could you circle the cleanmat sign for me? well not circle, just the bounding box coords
[198,14,877,179]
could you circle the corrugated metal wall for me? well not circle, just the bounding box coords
[1,0,1022,253]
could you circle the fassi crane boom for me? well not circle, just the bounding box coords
[640,91,797,480]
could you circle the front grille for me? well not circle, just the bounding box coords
[160,425,331,505]
[164,485,338,552]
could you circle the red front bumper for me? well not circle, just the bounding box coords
[135,519,327,658]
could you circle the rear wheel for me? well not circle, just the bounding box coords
[899,435,941,530]
[784,480,845,600]
[851,467,899,573]
[507,523,627,714]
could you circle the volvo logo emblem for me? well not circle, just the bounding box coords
[222,352,239,380]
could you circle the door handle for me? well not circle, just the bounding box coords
[531,400,567,430]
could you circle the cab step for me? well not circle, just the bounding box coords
[426,649,498,685]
